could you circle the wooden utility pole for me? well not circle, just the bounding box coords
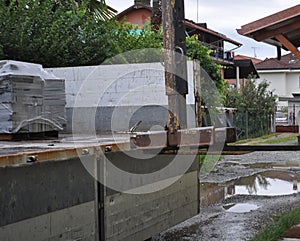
[162,0,188,137]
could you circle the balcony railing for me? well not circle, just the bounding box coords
[203,42,234,63]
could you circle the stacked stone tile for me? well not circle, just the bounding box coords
[0,60,66,134]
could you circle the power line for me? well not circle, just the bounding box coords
[197,0,199,22]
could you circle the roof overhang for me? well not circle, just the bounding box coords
[185,20,242,47]
[117,4,152,20]
[237,4,300,60]
[224,59,259,79]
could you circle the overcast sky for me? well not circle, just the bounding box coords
[106,0,299,60]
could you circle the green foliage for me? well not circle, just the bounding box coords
[83,0,117,21]
[186,36,225,109]
[0,0,225,101]
[224,78,276,114]
[0,1,162,67]
[0,44,3,59]
[224,78,277,138]
[0,0,116,67]
[251,207,300,241]
[104,22,163,64]
[186,36,225,95]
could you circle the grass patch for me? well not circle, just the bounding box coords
[251,207,300,241]
[199,154,222,176]
[230,133,298,145]
[252,133,298,145]
[231,133,280,145]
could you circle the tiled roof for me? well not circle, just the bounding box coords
[234,55,262,65]
[237,5,300,36]
[255,53,300,70]
[116,4,241,47]
[237,4,300,55]
[184,19,242,46]
[117,3,152,20]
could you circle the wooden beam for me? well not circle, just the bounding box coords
[275,34,300,60]
[254,21,300,41]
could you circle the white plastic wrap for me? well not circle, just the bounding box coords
[0,60,66,134]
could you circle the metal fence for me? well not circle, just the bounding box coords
[235,111,272,140]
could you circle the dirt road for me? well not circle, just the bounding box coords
[154,151,300,241]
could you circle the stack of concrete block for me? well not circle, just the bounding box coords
[0,60,66,134]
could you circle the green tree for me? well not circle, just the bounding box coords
[224,77,276,138]
[3,0,116,20]
[0,0,117,67]
[83,0,117,20]
[104,23,164,64]
[186,35,225,111]
[0,0,225,98]
[224,78,276,113]
[186,36,224,93]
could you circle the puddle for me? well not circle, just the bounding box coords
[201,170,300,206]
[232,173,299,196]
[223,203,259,213]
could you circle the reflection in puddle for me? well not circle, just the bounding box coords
[200,170,300,206]
[233,175,299,196]
[223,203,259,213]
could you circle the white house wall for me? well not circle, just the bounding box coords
[286,72,300,97]
[257,72,287,97]
[258,70,300,97]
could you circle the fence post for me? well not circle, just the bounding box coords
[245,111,249,139]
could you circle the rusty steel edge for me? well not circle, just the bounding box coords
[0,142,131,168]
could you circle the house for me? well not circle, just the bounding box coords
[116,0,247,80]
[237,4,300,70]
[237,4,300,126]
[116,0,152,27]
[225,55,261,88]
[183,19,242,66]
[255,53,300,110]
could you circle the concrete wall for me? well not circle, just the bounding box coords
[105,172,198,241]
[0,201,95,241]
[0,149,200,241]
[0,157,97,241]
[47,62,196,133]
[103,151,199,241]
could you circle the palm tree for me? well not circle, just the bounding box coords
[3,0,117,21]
[84,0,117,21]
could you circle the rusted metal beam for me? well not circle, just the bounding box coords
[131,127,214,149]
[0,142,131,168]
[193,60,202,127]
[224,144,300,152]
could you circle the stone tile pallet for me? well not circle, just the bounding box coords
[0,61,66,139]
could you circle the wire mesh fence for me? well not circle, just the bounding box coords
[235,111,272,140]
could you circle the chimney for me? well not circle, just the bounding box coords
[134,0,151,6]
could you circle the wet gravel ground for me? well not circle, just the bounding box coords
[154,151,300,241]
